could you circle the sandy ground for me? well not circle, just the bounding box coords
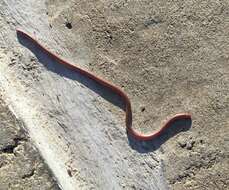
[1,0,166,189]
[0,0,229,189]
[46,0,229,189]
[0,96,60,189]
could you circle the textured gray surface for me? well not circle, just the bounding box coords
[0,0,167,189]
[0,97,60,190]
[46,0,229,189]
[0,0,228,189]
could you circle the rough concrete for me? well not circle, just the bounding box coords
[46,0,229,189]
[0,0,167,189]
[0,96,60,190]
[0,0,228,189]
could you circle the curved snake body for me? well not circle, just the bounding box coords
[16,29,191,141]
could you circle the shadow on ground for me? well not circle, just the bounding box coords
[17,31,125,110]
[17,31,192,152]
[127,118,192,152]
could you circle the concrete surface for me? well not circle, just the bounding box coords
[46,0,229,189]
[1,0,167,189]
[0,0,228,189]
[0,96,60,190]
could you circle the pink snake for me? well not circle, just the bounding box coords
[16,29,191,141]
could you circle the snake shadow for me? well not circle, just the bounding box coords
[17,31,125,111]
[127,118,192,152]
[17,32,192,152]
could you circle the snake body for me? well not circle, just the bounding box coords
[16,29,191,141]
